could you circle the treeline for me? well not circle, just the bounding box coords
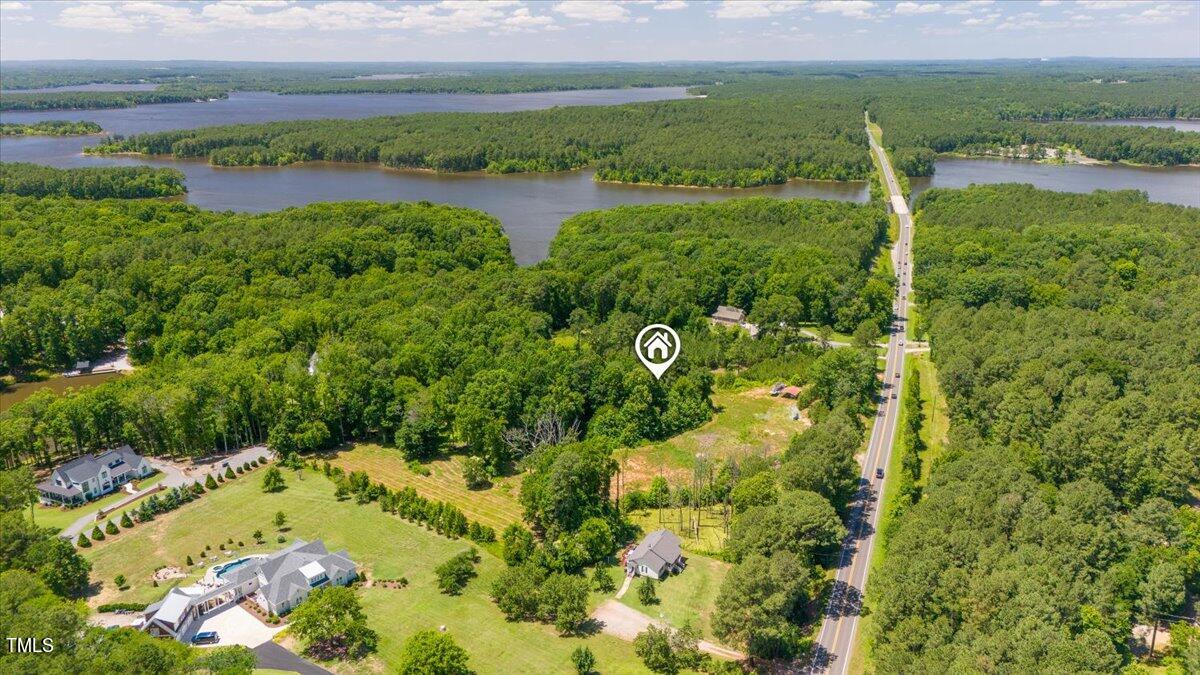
[0,163,186,199]
[0,120,102,136]
[88,97,872,187]
[0,85,228,111]
[872,185,1200,672]
[0,189,884,475]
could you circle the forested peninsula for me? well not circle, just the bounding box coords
[872,184,1200,672]
[0,163,185,199]
[86,68,1200,186]
[0,120,102,136]
[0,86,228,111]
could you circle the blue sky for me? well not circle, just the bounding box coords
[1,1,1197,62]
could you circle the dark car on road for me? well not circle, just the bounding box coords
[876,468,885,479]
[192,631,219,645]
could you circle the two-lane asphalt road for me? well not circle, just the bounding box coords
[810,117,914,674]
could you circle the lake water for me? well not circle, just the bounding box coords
[0,87,870,264]
[911,157,1199,209]
[2,89,1196,263]
[1076,118,1200,133]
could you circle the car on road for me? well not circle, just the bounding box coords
[891,392,897,399]
[192,631,219,645]
[876,468,884,479]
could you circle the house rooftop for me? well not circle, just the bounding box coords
[711,305,747,323]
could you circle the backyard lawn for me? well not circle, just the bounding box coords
[627,508,730,557]
[33,471,165,533]
[83,469,647,674]
[619,386,809,489]
[324,443,524,531]
[616,552,731,642]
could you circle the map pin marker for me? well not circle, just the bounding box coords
[635,324,681,380]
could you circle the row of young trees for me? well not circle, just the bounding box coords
[872,185,1200,672]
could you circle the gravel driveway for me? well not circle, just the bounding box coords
[591,599,745,660]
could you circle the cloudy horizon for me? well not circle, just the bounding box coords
[1,1,1197,62]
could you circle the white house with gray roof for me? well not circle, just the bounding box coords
[36,445,153,506]
[626,529,686,579]
[140,539,356,641]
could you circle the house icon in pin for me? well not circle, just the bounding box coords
[643,331,672,361]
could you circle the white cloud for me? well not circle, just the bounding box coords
[1119,2,1192,25]
[1038,0,1060,6]
[1077,0,1140,8]
[711,1,807,20]
[1,0,31,21]
[810,0,876,19]
[943,0,993,15]
[552,0,630,22]
[654,0,688,9]
[47,0,556,36]
[894,2,943,14]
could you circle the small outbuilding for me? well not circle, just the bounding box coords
[626,529,686,580]
[780,386,802,399]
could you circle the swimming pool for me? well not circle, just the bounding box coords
[214,557,253,578]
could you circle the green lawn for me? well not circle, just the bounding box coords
[325,443,524,531]
[627,508,730,557]
[32,471,165,533]
[84,469,648,674]
[617,552,730,642]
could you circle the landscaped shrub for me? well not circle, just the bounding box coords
[119,511,133,528]
[225,467,235,479]
[97,602,148,612]
[205,474,218,489]
[236,466,244,474]
[105,520,119,535]
[406,460,431,476]
[186,555,194,566]
[91,525,105,541]
[277,535,286,543]
[114,574,127,589]
[76,532,91,548]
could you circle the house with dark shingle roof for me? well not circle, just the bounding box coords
[220,539,357,616]
[36,445,152,506]
[139,539,357,641]
[626,529,686,580]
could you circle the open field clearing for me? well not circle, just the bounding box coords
[619,386,809,489]
[324,444,524,531]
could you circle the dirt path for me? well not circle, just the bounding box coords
[614,573,633,599]
[591,599,745,661]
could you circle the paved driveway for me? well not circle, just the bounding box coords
[253,642,331,675]
[592,599,745,660]
[182,604,283,648]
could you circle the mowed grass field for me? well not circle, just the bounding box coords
[619,386,809,489]
[34,470,165,533]
[616,552,730,642]
[324,444,524,531]
[85,469,650,674]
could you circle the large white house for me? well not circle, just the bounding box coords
[626,529,686,580]
[140,539,357,641]
[36,445,153,506]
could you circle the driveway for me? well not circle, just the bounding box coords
[59,447,271,539]
[181,603,283,648]
[591,599,745,661]
[253,642,331,675]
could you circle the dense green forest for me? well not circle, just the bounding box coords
[0,120,102,136]
[872,185,1200,672]
[0,86,228,111]
[89,96,871,186]
[708,72,1200,171]
[0,175,885,476]
[0,163,185,199]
